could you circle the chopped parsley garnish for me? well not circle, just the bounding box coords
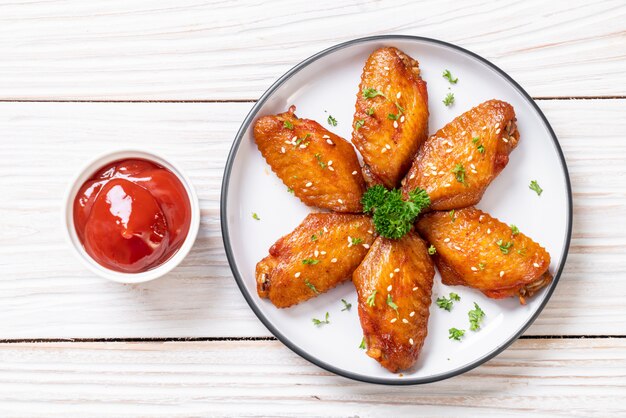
[496,239,514,254]
[350,237,363,246]
[478,262,486,270]
[529,180,543,196]
[442,69,458,84]
[477,144,485,154]
[428,245,437,255]
[327,115,337,127]
[252,212,260,221]
[387,113,399,120]
[355,119,365,130]
[386,294,399,316]
[468,303,485,331]
[517,247,527,256]
[367,290,377,307]
[361,185,430,239]
[449,327,465,341]
[305,280,319,294]
[294,133,310,148]
[314,153,326,168]
[287,187,294,194]
[312,312,329,326]
[452,164,466,185]
[283,120,294,130]
[362,87,385,99]
[449,209,456,222]
[394,102,405,114]
[341,299,352,311]
[359,337,366,349]
[510,224,520,235]
[310,230,324,242]
[302,258,319,265]
[436,292,461,311]
[472,136,480,144]
[443,92,455,106]
[367,107,375,115]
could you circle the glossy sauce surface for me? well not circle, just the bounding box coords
[73,159,191,273]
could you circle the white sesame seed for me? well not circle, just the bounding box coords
[305,182,313,187]
[394,268,400,273]
[503,137,509,143]
[384,66,390,71]
[482,126,487,131]
[410,173,416,179]
[385,144,391,150]
[487,228,491,234]
[470,163,476,169]
[322,135,330,139]
[423,172,430,177]
[347,237,352,247]
[412,286,418,291]
[291,136,298,141]
[444,183,451,187]
[295,272,301,278]
[495,123,500,129]
[328,166,334,171]
[496,128,501,134]
[389,273,394,278]
[299,144,307,149]
[326,139,334,145]
[331,258,337,263]
[500,271,505,277]
[338,199,343,204]
[281,147,285,153]
[328,160,333,166]
[390,318,397,323]
[387,285,392,291]
[400,115,405,123]
[471,266,478,271]
[409,338,414,345]
[446,148,453,153]
[396,92,402,99]
[320,251,326,255]
[393,120,399,129]
[533,262,540,268]
[444,238,451,243]
[410,311,415,317]
[402,318,409,324]
[468,155,473,162]
[454,245,461,251]
[381,148,388,153]
[461,131,466,136]
[363,244,370,249]
[285,140,291,145]
[314,250,319,257]
[323,227,328,232]
[479,215,485,222]
[431,170,438,176]
[471,169,478,174]
[367,230,373,234]
[352,170,358,175]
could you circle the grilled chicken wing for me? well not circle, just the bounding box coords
[402,100,519,210]
[353,232,435,372]
[351,47,429,189]
[254,106,366,213]
[256,213,375,308]
[416,207,551,304]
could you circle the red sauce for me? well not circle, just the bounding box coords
[73,158,191,273]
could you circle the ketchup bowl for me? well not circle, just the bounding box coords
[64,150,200,283]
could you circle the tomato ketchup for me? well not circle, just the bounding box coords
[73,159,192,273]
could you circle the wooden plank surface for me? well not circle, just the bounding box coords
[0,338,623,417]
[0,0,625,100]
[1,99,624,338]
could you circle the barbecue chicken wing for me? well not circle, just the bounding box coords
[254,106,366,213]
[351,47,429,189]
[353,232,435,372]
[416,207,551,304]
[256,213,376,308]
[402,99,519,210]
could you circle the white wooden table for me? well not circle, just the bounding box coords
[1,1,625,416]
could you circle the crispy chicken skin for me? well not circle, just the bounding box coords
[416,207,552,304]
[254,106,366,213]
[353,232,435,372]
[402,100,519,210]
[351,47,429,189]
[256,213,376,308]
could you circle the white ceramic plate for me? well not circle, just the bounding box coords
[221,36,572,384]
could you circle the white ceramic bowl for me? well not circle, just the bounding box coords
[64,149,200,283]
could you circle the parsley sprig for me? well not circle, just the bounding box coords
[386,294,399,316]
[312,312,330,326]
[327,115,337,127]
[362,87,385,99]
[361,185,430,239]
[436,292,461,311]
[452,164,466,185]
[305,280,319,294]
[529,180,543,196]
[468,303,485,331]
[442,69,458,84]
[341,299,352,311]
[449,327,465,341]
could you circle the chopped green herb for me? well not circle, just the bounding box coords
[252,212,260,221]
[362,87,385,99]
[359,337,367,349]
[443,92,455,106]
[283,120,294,130]
[305,280,319,294]
[468,303,485,331]
[529,180,543,196]
[442,69,458,84]
[294,133,311,148]
[350,237,363,246]
[367,290,377,307]
[450,292,461,301]
[452,163,466,185]
[449,209,456,222]
[449,327,465,341]
[496,239,514,255]
[478,262,486,270]
[510,224,520,235]
[477,144,485,154]
[327,115,337,127]
[287,187,294,194]
[472,136,480,144]
[341,299,352,311]
[386,294,399,316]
[387,113,399,120]
[394,102,405,114]
[312,312,330,326]
[314,153,326,169]
[517,247,527,256]
[302,258,320,265]
[436,292,461,311]
[428,245,437,255]
[361,185,430,239]
[355,119,365,130]
[311,234,318,241]
[367,107,375,115]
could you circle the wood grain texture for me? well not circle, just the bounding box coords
[0,0,624,100]
[0,339,624,417]
[0,99,624,338]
